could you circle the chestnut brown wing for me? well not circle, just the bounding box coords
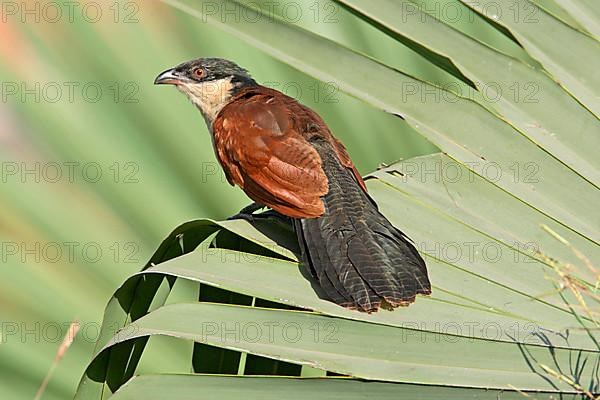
[212,91,330,218]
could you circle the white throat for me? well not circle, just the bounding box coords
[177,77,235,124]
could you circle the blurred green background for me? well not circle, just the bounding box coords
[0,0,501,398]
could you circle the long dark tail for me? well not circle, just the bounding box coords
[294,140,431,312]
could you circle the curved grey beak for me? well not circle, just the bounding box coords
[154,68,181,85]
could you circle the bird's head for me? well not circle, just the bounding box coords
[154,58,256,123]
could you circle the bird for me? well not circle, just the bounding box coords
[155,57,431,312]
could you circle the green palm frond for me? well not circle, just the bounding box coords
[1,0,598,399]
[70,1,600,398]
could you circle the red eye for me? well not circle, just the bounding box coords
[193,68,205,78]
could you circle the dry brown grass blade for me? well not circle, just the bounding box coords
[533,225,600,399]
[34,321,80,400]
[541,225,599,287]
[538,364,599,400]
[507,384,537,398]
[538,225,599,329]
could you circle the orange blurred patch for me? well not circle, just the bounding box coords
[0,21,36,75]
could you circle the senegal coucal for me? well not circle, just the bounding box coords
[155,58,431,312]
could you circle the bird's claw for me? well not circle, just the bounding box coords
[227,202,265,222]
[227,205,291,225]
[226,212,258,222]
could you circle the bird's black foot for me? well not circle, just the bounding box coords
[227,203,291,225]
[227,202,266,222]
[254,210,292,225]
